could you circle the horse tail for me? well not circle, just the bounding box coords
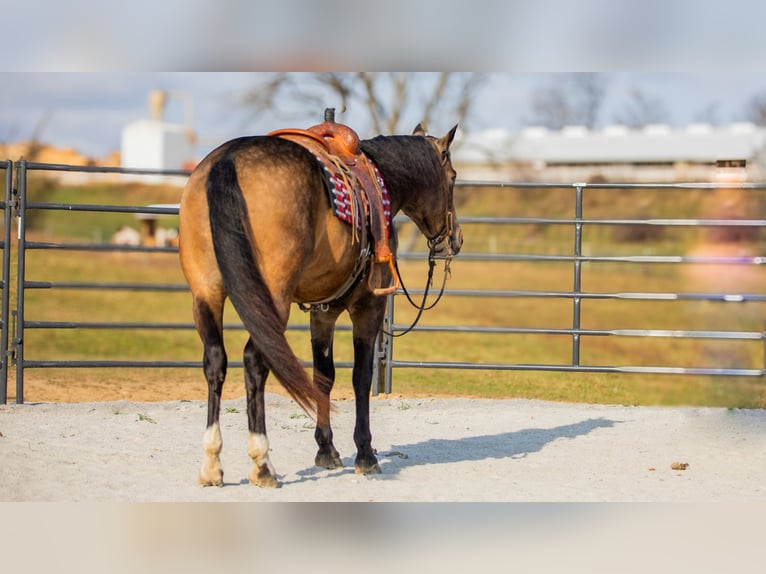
[205,153,326,417]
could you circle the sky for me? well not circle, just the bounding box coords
[3,73,766,161]
[3,0,766,160]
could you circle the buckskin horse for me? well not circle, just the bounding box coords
[179,115,462,487]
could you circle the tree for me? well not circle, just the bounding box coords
[612,88,669,128]
[0,111,51,161]
[240,72,487,136]
[527,73,610,129]
[744,91,766,125]
[693,102,722,125]
[241,73,485,253]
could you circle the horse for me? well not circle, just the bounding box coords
[178,121,462,487]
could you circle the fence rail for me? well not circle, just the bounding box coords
[379,180,766,393]
[0,160,764,404]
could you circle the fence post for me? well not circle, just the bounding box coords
[0,161,12,404]
[372,293,395,396]
[14,160,27,404]
[383,293,395,393]
[372,331,383,397]
[572,183,585,367]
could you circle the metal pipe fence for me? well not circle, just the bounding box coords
[0,160,764,404]
[378,179,766,393]
[1,161,13,403]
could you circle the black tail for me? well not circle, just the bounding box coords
[205,154,326,416]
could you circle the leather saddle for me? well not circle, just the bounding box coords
[269,115,399,297]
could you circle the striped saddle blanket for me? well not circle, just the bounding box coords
[318,159,392,238]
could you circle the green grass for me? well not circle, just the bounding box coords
[4,179,765,408]
[23,176,183,240]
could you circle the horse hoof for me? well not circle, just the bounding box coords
[315,451,343,469]
[249,474,280,488]
[249,466,280,488]
[354,459,381,475]
[198,464,224,487]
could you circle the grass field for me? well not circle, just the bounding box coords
[3,176,765,407]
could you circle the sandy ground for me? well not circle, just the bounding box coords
[1,393,765,502]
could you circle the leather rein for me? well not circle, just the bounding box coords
[382,249,452,338]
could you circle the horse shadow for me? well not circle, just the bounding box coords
[287,416,619,485]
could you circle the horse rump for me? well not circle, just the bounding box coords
[205,151,328,417]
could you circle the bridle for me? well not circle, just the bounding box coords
[426,210,454,254]
[426,145,457,251]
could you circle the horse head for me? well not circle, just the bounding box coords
[412,123,463,258]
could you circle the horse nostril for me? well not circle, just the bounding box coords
[453,226,464,253]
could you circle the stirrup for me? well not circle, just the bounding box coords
[368,253,400,296]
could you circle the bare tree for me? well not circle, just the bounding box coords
[693,102,722,125]
[529,85,571,130]
[240,72,486,136]
[24,111,53,161]
[527,73,610,129]
[612,88,669,128]
[0,111,51,161]
[241,73,486,253]
[744,91,766,125]
[576,74,609,129]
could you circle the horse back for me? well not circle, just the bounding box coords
[180,136,364,306]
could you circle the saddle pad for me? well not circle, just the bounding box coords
[318,159,392,237]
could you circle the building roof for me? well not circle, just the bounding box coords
[454,123,766,165]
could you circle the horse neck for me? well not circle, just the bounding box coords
[360,135,439,215]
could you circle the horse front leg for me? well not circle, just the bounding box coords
[310,306,343,469]
[348,296,387,475]
[243,337,279,488]
[195,299,227,487]
[350,331,381,474]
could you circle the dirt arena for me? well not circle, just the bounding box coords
[1,391,764,501]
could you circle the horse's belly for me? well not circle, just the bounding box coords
[293,219,363,303]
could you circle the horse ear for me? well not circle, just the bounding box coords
[438,124,458,150]
[413,123,427,136]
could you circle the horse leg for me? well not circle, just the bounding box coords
[243,337,279,488]
[310,306,343,468]
[196,298,227,487]
[348,299,386,475]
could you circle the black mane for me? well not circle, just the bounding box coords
[360,135,443,211]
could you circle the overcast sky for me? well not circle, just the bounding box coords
[2,72,766,160]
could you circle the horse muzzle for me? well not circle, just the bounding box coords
[449,223,464,255]
[430,223,463,258]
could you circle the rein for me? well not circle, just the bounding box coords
[380,250,452,338]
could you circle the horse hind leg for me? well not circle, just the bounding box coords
[200,420,224,487]
[195,298,227,487]
[243,337,279,487]
[311,308,343,469]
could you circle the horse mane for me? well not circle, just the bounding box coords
[360,135,443,207]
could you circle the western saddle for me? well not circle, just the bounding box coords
[268,109,400,297]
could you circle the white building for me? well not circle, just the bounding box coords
[453,123,766,182]
[120,120,196,172]
[120,90,197,183]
